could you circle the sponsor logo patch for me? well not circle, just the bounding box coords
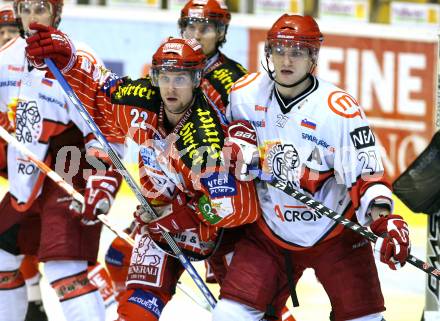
[301,133,334,152]
[274,204,323,222]
[350,126,376,149]
[128,235,163,286]
[255,105,268,112]
[250,119,266,128]
[105,246,124,267]
[0,80,21,88]
[201,172,237,198]
[140,146,161,171]
[128,289,164,319]
[80,57,92,73]
[8,65,24,72]
[197,195,223,224]
[328,91,362,119]
[212,68,235,93]
[113,82,156,101]
[38,93,64,108]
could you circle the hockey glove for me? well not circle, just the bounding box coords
[370,214,411,270]
[223,120,259,181]
[134,192,199,237]
[25,23,76,74]
[71,169,122,226]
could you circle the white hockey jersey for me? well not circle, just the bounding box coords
[227,72,393,249]
[0,36,103,211]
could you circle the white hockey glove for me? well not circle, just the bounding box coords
[223,120,259,181]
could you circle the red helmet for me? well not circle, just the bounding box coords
[14,0,64,28]
[150,37,206,87]
[179,0,231,26]
[266,14,323,52]
[0,5,17,26]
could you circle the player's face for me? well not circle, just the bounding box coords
[0,25,19,46]
[159,71,195,114]
[16,0,53,34]
[270,44,313,85]
[181,21,223,57]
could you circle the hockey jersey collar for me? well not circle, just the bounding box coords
[274,75,319,114]
[204,51,221,73]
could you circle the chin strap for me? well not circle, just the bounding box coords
[261,54,313,89]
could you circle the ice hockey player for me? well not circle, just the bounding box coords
[179,0,247,113]
[104,0,249,295]
[25,31,261,320]
[212,14,411,321]
[0,0,122,320]
[1,9,50,321]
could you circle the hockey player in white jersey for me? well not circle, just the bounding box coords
[0,0,122,320]
[0,5,49,321]
[213,14,411,321]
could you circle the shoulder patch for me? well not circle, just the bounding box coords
[110,77,160,110]
[327,90,363,119]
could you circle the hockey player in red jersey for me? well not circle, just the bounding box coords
[212,14,411,321]
[25,31,261,320]
[104,0,249,296]
[0,0,122,320]
[179,0,247,113]
[0,4,19,47]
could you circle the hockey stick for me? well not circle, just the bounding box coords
[0,124,213,312]
[45,58,217,309]
[0,125,135,247]
[253,170,440,280]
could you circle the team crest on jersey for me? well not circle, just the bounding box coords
[15,100,41,143]
[266,144,301,188]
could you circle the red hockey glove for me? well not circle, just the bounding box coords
[71,169,122,226]
[134,193,200,236]
[223,120,259,181]
[370,214,411,270]
[25,23,76,74]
